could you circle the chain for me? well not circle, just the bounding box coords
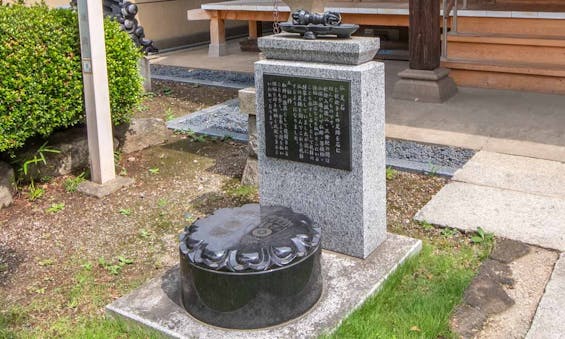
[272,0,281,34]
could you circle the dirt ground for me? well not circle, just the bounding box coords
[0,81,448,336]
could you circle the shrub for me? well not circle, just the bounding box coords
[0,3,143,153]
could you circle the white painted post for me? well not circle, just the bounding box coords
[77,0,116,184]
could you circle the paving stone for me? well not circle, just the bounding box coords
[481,259,514,287]
[415,182,565,251]
[454,151,565,198]
[527,253,565,339]
[463,280,512,316]
[450,304,488,339]
[490,238,530,264]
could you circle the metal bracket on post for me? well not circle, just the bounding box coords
[442,0,448,58]
[441,0,459,59]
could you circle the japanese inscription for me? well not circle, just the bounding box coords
[263,74,352,171]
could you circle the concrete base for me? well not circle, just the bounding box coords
[77,176,134,198]
[208,43,228,57]
[393,68,457,103]
[106,233,421,338]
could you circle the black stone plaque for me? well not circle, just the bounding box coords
[263,74,352,171]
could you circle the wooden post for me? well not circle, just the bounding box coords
[77,0,116,184]
[209,11,227,57]
[248,20,259,40]
[409,0,441,70]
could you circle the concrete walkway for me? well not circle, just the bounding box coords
[527,253,565,339]
[415,151,565,251]
[415,151,565,336]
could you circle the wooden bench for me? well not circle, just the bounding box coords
[188,0,412,56]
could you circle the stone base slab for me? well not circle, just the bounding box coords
[77,176,135,198]
[208,43,228,57]
[106,233,421,339]
[393,68,457,103]
[258,34,379,65]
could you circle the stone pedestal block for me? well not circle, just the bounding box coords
[240,87,259,186]
[139,56,152,92]
[392,68,457,103]
[238,87,256,117]
[256,36,386,259]
[258,34,379,65]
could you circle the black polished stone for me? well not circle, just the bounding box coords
[263,74,352,171]
[179,204,323,329]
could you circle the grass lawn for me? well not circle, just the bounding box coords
[329,238,491,338]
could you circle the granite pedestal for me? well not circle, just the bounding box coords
[256,35,385,259]
[392,68,458,103]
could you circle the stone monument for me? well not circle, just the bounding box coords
[105,7,422,338]
[256,35,386,259]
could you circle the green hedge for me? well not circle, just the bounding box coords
[0,3,143,153]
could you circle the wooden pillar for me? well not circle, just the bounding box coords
[409,0,441,70]
[209,11,227,57]
[248,20,258,40]
[77,0,116,184]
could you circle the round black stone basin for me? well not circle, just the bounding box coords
[179,204,322,329]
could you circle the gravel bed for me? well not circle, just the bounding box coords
[386,139,475,169]
[151,65,254,89]
[167,99,476,174]
[167,99,248,142]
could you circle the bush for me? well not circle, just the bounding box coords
[0,3,143,153]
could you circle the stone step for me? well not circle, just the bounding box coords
[526,253,565,339]
[414,182,565,251]
[453,151,565,199]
